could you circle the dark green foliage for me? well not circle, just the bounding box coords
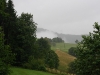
[44,37,56,47]
[44,37,52,46]
[45,50,59,69]
[71,22,100,75]
[0,60,10,75]
[32,38,59,71]
[75,39,79,43]
[67,61,76,75]
[0,27,14,75]
[35,37,51,59]
[4,0,17,45]
[68,47,77,57]
[0,0,9,32]
[22,37,51,71]
[13,13,37,66]
[52,37,64,43]
[23,56,46,71]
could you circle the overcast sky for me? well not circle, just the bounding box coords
[13,0,100,35]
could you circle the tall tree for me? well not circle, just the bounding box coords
[14,13,37,66]
[0,27,14,75]
[45,50,59,70]
[0,0,8,31]
[36,37,51,59]
[73,22,100,75]
[5,0,17,45]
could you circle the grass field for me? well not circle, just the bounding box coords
[55,50,76,72]
[10,67,55,75]
[51,43,77,52]
[51,43,76,72]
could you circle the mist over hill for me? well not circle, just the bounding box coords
[36,28,83,43]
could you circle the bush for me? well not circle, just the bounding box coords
[68,47,77,57]
[0,60,10,75]
[67,61,76,74]
[22,58,46,71]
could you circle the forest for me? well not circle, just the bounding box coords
[0,0,100,75]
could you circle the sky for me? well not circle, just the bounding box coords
[13,0,100,35]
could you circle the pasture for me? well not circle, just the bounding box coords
[51,43,77,52]
[10,67,55,75]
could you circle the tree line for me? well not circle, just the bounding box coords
[43,37,64,47]
[0,0,59,75]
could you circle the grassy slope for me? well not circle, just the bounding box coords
[55,50,76,72]
[10,67,55,75]
[51,43,76,72]
[51,43,76,52]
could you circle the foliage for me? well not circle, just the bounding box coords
[35,37,51,59]
[23,57,46,71]
[11,13,37,66]
[33,38,59,71]
[75,39,79,43]
[70,22,100,75]
[67,61,76,74]
[68,47,77,57]
[0,27,14,75]
[52,37,64,43]
[45,50,59,69]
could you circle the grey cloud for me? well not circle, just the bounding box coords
[13,0,100,35]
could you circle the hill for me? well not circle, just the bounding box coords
[55,50,76,72]
[10,67,55,75]
[37,28,83,43]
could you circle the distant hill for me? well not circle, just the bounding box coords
[36,28,84,43]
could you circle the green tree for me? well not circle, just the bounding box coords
[75,39,79,43]
[13,13,37,66]
[67,61,76,75]
[68,47,77,57]
[36,37,51,59]
[4,0,17,45]
[24,37,51,71]
[0,0,8,33]
[0,27,14,75]
[52,37,64,43]
[45,50,59,70]
[74,22,100,75]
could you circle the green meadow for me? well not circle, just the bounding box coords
[10,67,55,75]
[51,43,77,52]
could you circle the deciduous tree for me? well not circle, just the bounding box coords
[73,22,100,75]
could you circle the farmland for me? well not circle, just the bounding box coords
[51,43,77,52]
